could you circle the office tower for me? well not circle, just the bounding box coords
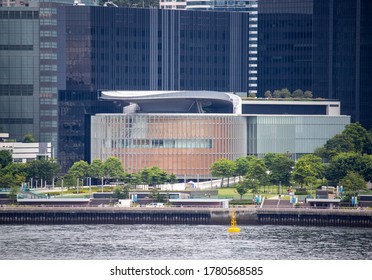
[160,0,258,96]
[0,0,96,157]
[258,0,372,128]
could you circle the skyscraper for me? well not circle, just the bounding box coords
[258,0,372,128]
[0,0,97,157]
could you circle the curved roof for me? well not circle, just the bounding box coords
[100,90,242,114]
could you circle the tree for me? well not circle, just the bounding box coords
[264,153,294,186]
[264,90,272,98]
[23,133,35,143]
[234,157,250,181]
[325,152,363,184]
[273,90,281,98]
[245,158,268,191]
[25,159,60,186]
[168,173,178,185]
[280,88,291,98]
[360,155,372,182]
[292,89,304,98]
[140,167,151,185]
[90,159,105,179]
[304,90,313,98]
[342,123,369,154]
[210,158,236,187]
[341,171,366,195]
[103,156,125,182]
[235,183,248,199]
[113,185,129,199]
[0,150,12,169]
[0,173,25,190]
[67,160,90,184]
[248,92,257,98]
[292,154,325,187]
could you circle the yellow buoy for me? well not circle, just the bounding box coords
[228,209,240,233]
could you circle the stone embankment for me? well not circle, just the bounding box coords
[0,207,371,227]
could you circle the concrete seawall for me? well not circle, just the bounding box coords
[0,207,371,227]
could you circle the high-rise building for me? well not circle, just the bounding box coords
[0,0,96,157]
[160,0,258,96]
[258,0,372,128]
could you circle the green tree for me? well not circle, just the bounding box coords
[234,157,250,181]
[113,185,130,199]
[0,173,25,190]
[140,167,151,185]
[273,90,281,98]
[210,158,236,187]
[103,156,125,182]
[25,159,60,186]
[342,123,370,154]
[235,183,248,200]
[360,155,372,182]
[304,90,313,98]
[67,160,90,186]
[168,173,178,184]
[0,150,12,169]
[325,152,363,184]
[245,158,268,191]
[23,133,35,143]
[264,90,272,98]
[341,171,366,195]
[280,88,291,98]
[292,154,324,187]
[264,153,294,186]
[248,92,257,98]
[292,89,304,98]
[90,159,105,179]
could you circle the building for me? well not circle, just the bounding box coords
[160,0,259,97]
[0,0,97,157]
[91,91,247,179]
[57,6,250,171]
[258,0,372,128]
[0,133,52,162]
[88,90,349,180]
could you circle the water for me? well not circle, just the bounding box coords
[0,224,371,260]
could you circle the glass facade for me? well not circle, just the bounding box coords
[246,115,350,160]
[0,8,40,141]
[58,90,124,173]
[258,0,372,129]
[57,6,249,92]
[91,114,247,179]
[0,0,97,157]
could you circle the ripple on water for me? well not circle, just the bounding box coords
[0,224,371,260]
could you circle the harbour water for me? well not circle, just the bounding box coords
[0,224,371,260]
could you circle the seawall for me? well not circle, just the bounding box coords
[0,207,371,227]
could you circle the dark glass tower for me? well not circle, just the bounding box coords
[57,6,250,171]
[258,0,372,128]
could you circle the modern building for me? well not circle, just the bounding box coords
[91,91,247,179]
[57,6,250,171]
[0,0,97,157]
[160,0,259,96]
[89,90,350,179]
[0,133,52,163]
[258,0,372,128]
